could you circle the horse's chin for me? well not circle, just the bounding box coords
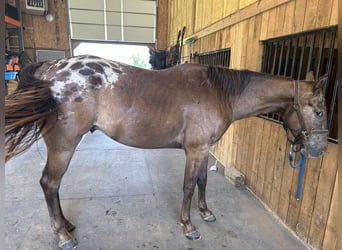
[301,145,326,158]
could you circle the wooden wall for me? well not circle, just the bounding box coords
[163,0,338,249]
[7,0,71,61]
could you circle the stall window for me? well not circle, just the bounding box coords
[194,48,231,68]
[260,26,338,143]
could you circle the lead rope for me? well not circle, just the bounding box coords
[288,145,305,200]
[288,80,305,201]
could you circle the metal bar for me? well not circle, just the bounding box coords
[315,31,326,80]
[277,40,285,75]
[284,39,292,77]
[290,37,299,79]
[327,80,338,134]
[261,42,268,72]
[306,34,316,74]
[271,42,278,75]
[298,36,307,79]
[323,30,337,95]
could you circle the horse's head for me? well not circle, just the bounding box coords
[282,73,328,158]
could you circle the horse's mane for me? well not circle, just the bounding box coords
[207,66,251,99]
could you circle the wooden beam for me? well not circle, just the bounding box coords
[184,0,291,41]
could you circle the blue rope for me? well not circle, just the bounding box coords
[288,145,306,200]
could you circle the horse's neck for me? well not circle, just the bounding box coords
[231,75,295,121]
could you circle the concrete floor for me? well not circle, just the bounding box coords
[5,131,308,250]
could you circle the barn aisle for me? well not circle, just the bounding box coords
[5,131,308,250]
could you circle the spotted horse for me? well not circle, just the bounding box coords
[5,55,328,250]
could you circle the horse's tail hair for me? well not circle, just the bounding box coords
[5,63,58,162]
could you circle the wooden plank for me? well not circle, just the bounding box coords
[244,118,257,186]
[329,0,338,25]
[276,141,295,221]
[231,120,243,171]
[293,0,307,33]
[194,0,203,32]
[183,0,292,42]
[255,121,272,197]
[273,5,286,38]
[307,145,338,249]
[156,0,168,50]
[252,14,263,71]
[296,157,323,241]
[223,0,239,17]
[282,0,295,36]
[221,27,230,49]
[303,0,319,31]
[214,31,222,51]
[262,123,280,204]
[229,24,239,68]
[212,0,223,23]
[259,10,269,40]
[236,119,248,173]
[185,0,195,37]
[266,6,277,39]
[315,0,333,28]
[202,0,212,28]
[239,20,250,69]
[268,125,287,211]
[225,125,235,169]
[245,16,256,70]
[240,0,257,9]
[285,146,305,232]
[167,1,173,45]
[225,165,245,187]
[249,118,264,193]
[321,173,338,250]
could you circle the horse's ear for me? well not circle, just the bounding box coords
[313,74,328,95]
[305,71,315,81]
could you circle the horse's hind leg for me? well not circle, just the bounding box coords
[40,132,82,250]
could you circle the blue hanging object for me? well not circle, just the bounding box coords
[288,145,306,200]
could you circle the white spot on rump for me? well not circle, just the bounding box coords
[51,81,65,96]
[49,55,122,98]
[103,67,118,85]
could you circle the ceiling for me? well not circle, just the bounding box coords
[68,0,156,44]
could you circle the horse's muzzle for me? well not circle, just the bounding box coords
[301,133,328,158]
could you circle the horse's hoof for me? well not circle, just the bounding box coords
[202,214,216,222]
[185,230,202,240]
[59,238,78,250]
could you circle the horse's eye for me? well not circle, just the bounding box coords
[315,111,323,117]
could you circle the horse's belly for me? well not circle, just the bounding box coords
[97,116,185,149]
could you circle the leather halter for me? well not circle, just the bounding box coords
[282,80,328,146]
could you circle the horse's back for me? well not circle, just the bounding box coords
[32,55,218,149]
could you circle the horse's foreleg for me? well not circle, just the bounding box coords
[197,163,216,222]
[180,147,209,240]
[40,143,80,250]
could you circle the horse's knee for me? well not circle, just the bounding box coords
[182,185,195,198]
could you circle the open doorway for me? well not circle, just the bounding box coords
[73,42,151,69]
